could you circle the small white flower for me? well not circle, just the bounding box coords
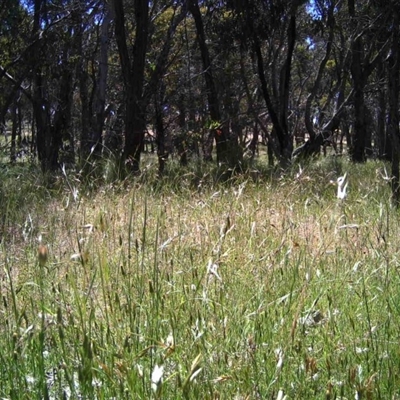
[151,364,164,393]
[337,173,348,200]
[165,333,174,348]
[207,259,222,281]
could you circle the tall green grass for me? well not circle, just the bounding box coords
[1,156,400,399]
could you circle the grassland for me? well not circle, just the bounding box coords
[1,156,400,399]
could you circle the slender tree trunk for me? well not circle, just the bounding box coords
[347,0,389,162]
[51,61,73,169]
[10,100,17,163]
[376,61,389,160]
[113,0,149,173]
[244,1,297,167]
[176,99,188,166]
[278,14,296,160]
[155,86,168,175]
[32,0,52,172]
[188,0,241,167]
[90,3,113,156]
[304,2,335,141]
[388,10,400,205]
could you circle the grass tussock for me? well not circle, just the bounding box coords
[1,156,400,399]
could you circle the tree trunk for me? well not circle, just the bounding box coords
[244,1,297,168]
[347,0,390,162]
[155,90,168,176]
[348,0,366,162]
[304,2,335,141]
[10,100,17,163]
[90,3,113,156]
[113,0,149,174]
[376,61,389,160]
[188,0,241,168]
[176,97,188,166]
[388,10,400,206]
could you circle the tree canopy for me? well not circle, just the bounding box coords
[1,0,400,195]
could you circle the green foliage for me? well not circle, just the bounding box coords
[1,159,399,398]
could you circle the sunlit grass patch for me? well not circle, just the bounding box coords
[0,157,399,398]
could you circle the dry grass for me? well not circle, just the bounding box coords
[1,157,400,398]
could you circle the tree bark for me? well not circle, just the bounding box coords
[243,0,298,167]
[376,48,391,160]
[113,0,149,174]
[188,0,241,168]
[304,1,335,141]
[387,9,400,206]
[90,3,113,156]
[348,0,390,162]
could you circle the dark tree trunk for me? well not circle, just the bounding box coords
[10,100,17,163]
[78,56,91,161]
[32,0,51,172]
[304,2,335,141]
[277,14,296,162]
[155,92,167,176]
[154,81,170,175]
[376,61,389,160]
[350,77,367,162]
[177,98,188,166]
[244,1,297,168]
[348,0,390,162]
[113,0,149,174]
[51,62,74,168]
[188,0,241,167]
[33,73,53,172]
[90,4,113,156]
[388,10,400,206]
[348,0,366,162]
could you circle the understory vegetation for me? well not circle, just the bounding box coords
[1,156,400,399]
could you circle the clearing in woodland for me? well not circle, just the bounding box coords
[0,157,399,399]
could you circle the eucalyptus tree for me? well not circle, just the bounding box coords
[188,0,243,167]
[292,0,353,159]
[346,0,391,162]
[228,0,308,167]
[113,0,187,174]
[28,0,96,171]
[77,0,114,163]
[0,0,30,149]
[384,3,400,205]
